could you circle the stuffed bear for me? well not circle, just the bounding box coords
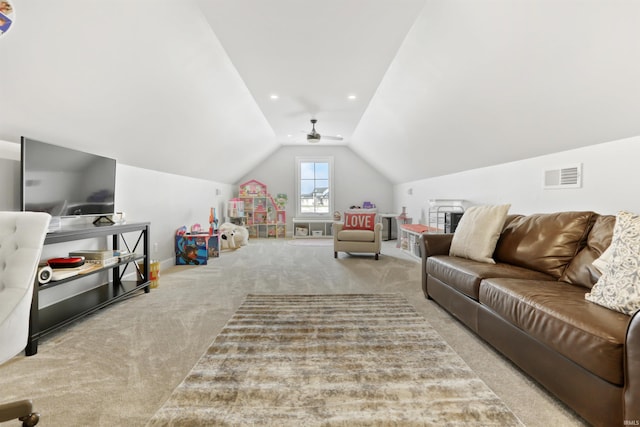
[234,225,249,246]
[218,222,249,250]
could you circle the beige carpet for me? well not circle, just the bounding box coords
[148,293,523,426]
[0,239,585,426]
[286,238,333,247]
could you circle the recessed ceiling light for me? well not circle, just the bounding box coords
[287,134,293,138]
[270,94,279,100]
[347,94,356,100]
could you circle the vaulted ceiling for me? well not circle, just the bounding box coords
[2,0,640,184]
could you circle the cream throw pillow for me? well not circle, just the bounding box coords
[586,211,640,315]
[449,204,511,264]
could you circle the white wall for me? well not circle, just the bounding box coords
[395,136,640,224]
[115,164,233,267]
[235,145,394,235]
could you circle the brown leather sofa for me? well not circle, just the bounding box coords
[420,211,640,427]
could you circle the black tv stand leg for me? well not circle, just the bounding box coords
[25,339,38,356]
[93,215,115,226]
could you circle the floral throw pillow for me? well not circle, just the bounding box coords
[585,211,640,315]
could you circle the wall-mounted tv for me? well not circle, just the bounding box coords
[21,137,116,219]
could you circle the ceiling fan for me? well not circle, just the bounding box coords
[306,119,343,143]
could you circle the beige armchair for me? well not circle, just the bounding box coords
[333,222,382,260]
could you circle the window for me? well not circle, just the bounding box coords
[296,156,333,217]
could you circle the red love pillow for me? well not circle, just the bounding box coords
[343,212,376,231]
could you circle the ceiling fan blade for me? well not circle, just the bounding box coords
[322,135,343,141]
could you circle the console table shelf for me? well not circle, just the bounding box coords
[27,222,151,355]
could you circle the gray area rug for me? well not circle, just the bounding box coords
[148,294,523,426]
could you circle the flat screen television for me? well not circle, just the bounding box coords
[21,137,116,221]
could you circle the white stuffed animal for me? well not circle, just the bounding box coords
[219,222,249,250]
[234,225,249,246]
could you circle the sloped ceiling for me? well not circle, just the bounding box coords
[1,1,640,184]
[351,0,640,182]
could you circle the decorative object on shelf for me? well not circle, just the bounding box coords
[114,211,126,224]
[37,265,53,284]
[333,211,341,221]
[362,201,376,209]
[67,250,119,267]
[398,206,408,220]
[47,256,85,269]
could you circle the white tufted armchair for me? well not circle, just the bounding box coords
[0,211,50,427]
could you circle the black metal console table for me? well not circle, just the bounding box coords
[26,222,151,355]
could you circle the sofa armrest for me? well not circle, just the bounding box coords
[419,233,454,258]
[333,222,343,239]
[625,310,640,424]
[419,233,454,299]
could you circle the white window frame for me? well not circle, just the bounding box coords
[295,156,334,218]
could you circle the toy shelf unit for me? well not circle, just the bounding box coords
[399,223,439,261]
[427,199,466,233]
[293,218,334,239]
[234,179,286,239]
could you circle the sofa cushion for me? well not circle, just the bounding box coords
[479,277,629,385]
[449,204,511,264]
[427,255,553,300]
[494,211,596,278]
[337,229,374,242]
[586,210,640,315]
[560,215,615,288]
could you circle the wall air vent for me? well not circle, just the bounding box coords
[544,163,582,189]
